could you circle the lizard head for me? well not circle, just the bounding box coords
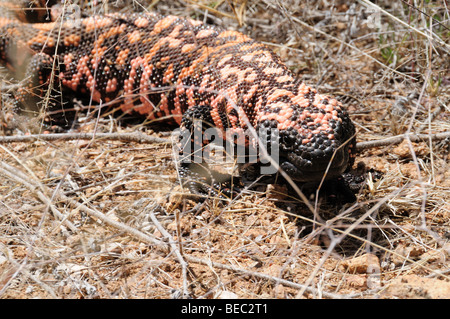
[255,85,356,183]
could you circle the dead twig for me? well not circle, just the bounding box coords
[148,208,190,298]
[0,132,170,144]
[355,131,450,151]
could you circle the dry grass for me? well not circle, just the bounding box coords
[0,0,449,299]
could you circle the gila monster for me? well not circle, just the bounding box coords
[0,4,356,198]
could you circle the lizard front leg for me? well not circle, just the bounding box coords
[177,105,240,199]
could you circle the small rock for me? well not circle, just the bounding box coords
[100,242,123,260]
[383,275,450,299]
[266,184,288,200]
[264,264,282,278]
[341,253,380,274]
[243,228,266,241]
[420,244,449,264]
[269,235,286,246]
[0,254,7,266]
[346,274,367,288]
[216,291,238,299]
[392,243,425,266]
[391,140,429,159]
[273,285,286,298]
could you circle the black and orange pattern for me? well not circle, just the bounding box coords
[0,3,356,196]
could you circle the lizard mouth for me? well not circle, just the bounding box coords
[279,146,350,182]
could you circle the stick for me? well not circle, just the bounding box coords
[149,209,190,298]
[355,131,450,151]
[0,132,170,144]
